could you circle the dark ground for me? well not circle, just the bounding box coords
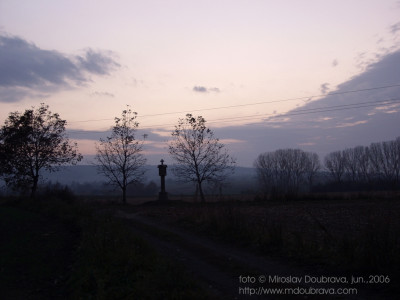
[1,196,399,299]
[0,205,79,299]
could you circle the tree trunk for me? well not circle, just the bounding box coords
[31,175,39,199]
[122,186,127,204]
[194,184,198,201]
[198,181,205,202]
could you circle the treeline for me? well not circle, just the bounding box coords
[254,136,400,197]
[254,149,320,197]
[324,137,400,190]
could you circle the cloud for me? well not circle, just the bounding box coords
[90,91,115,98]
[193,86,207,93]
[332,59,338,67]
[0,34,120,102]
[320,82,330,94]
[390,21,400,35]
[0,86,49,103]
[213,49,400,165]
[193,86,221,93]
[213,108,400,166]
[0,35,82,88]
[209,87,221,93]
[63,48,400,167]
[298,142,316,146]
[336,120,368,128]
[219,138,245,144]
[77,49,120,75]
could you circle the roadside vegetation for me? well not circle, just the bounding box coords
[0,193,208,299]
[135,194,400,293]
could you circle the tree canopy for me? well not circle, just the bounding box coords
[95,107,147,203]
[254,148,320,197]
[0,103,82,198]
[168,114,235,201]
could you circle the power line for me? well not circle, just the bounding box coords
[68,83,400,124]
[139,98,400,129]
[138,83,400,118]
[67,97,400,134]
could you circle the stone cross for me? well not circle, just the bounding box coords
[157,159,168,200]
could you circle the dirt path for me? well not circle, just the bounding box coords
[114,210,387,299]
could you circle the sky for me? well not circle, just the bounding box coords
[1,0,400,167]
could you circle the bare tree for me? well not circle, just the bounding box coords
[95,107,147,204]
[254,151,278,196]
[394,137,400,184]
[324,150,346,184]
[168,114,235,202]
[275,149,306,195]
[353,146,372,184]
[254,149,320,197]
[325,138,400,188]
[343,148,358,182]
[369,139,400,185]
[304,152,321,189]
[0,103,82,198]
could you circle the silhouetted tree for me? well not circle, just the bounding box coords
[95,107,146,203]
[254,148,320,197]
[355,145,373,184]
[343,146,372,184]
[324,150,346,184]
[168,114,235,202]
[254,151,277,196]
[304,152,321,189]
[0,103,82,198]
[343,147,358,182]
[369,139,400,185]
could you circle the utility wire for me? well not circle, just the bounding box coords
[68,83,400,124]
[138,83,400,118]
[67,97,400,134]
[139,98,400,129]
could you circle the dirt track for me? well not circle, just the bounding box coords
[114,210,390,299]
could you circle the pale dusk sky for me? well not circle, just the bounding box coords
[1,0,400,166]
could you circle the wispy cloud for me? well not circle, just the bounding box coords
[193,86,220,93]
[320,82,330,94]
[219,138,245,144]
[77,49,120,75]
[0,34,120,102]
[336,120,368,128]
[90,91,115,98]
[193,86,207,93]
[390,21,400,35]
[0,86,50,103]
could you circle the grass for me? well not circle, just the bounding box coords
[70,211,207,299]
[0,205,78,299]
[136,197,400,292]
[0,196,209,299]
[3,190,399,297]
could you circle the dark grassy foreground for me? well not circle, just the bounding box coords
[0,205,77,299]
[0,197,208,299]
[136,195,400,294]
